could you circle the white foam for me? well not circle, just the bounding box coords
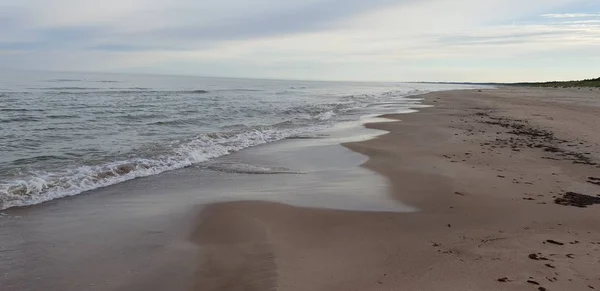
[204,162,303,175]
[0,125,325,210]
[314,110,336,121]
[0,86,484,210]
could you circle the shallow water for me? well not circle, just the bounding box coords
[0,71,479,209]
[0,72,489,290]
[0,117,407,291]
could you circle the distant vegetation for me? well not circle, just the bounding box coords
[514,77,600,88]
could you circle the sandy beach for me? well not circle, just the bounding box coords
[3,86,600,291]
[193,87,600,291]
[4,1,600,290]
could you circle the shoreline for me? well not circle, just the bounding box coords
[0,85,442,212]
[192,87,600,291]
[0,91,419,291]
[3,86,600,290]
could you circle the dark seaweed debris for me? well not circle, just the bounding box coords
[474,113,597,166]
[554,192,600,208]
[588,177,600,186]
[546,240,564,246]
[528,253,549,260]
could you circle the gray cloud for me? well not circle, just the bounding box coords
[1,0,599,83]
[435,30,575,46]
[0,26,109,51]
[147,0,410,40]
[542,13,600,18]
[1,0,411,52]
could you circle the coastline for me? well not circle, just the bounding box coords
[3,86,600,290]
[192,87,600,291]
[0,77,459,212]
[0,92,417,291]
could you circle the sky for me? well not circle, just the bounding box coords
[0,0,599,82]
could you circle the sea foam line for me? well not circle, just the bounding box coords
[0,89,434,210]
[0,125,325,210]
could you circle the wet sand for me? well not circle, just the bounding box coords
[3,87,600,290]
[0,113,409,290]
[193,87,600,291]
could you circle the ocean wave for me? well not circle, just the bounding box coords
[0,108,45,112]
[219,124,249,131]
[204,162,303,175]
[314,110,336,121]
[286,134,328,140]
[0,116,42,123]
[108,87,149,90]
[44,79,83,82]
[43,87,100,90]
[282,104,352,121]
[0,85,439,210]
[11,155,69,165]
[0,125,323,210]
[117,113,168,121]
[46,114,80,119]
[44,89,210,95]
[149,118,207,126]
[215,89,263,92]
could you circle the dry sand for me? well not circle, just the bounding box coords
[192,87,600,291]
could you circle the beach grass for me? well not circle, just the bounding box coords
[514,77,600,88]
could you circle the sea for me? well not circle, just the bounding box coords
[0,71,482,210]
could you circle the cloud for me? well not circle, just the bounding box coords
[1,0,415,53]
[0,0,599,82]
[431,22,600,48]
[542,13,600,18]
[136,0,409,40]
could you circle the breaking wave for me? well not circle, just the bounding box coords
[0,82,468,210]
[42,89,210,94]
[203,162,304,175]
[0,125,324,210]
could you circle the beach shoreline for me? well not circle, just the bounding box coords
[192,87,600,291]
[0,85,422,291]
[3,86,600,291]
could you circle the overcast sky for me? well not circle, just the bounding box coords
[1,0,599,82]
